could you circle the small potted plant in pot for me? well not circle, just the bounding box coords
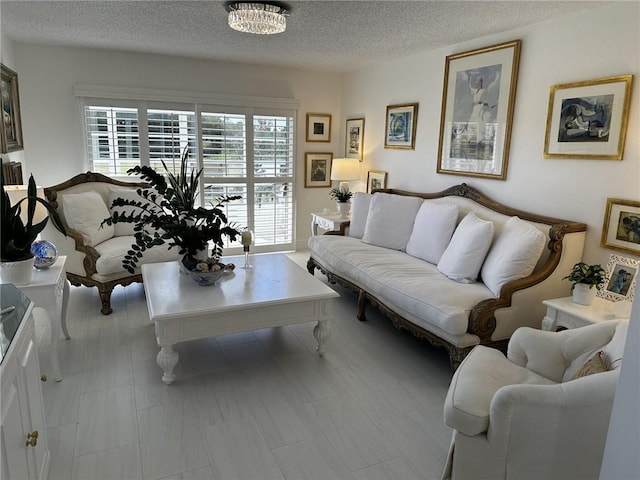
[102,147,242,284]
[329,187,353,219]
[563,261,607,305]
[1,172,66,285]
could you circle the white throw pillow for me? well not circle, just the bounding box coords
[437,212,494,284]
[480,216,547,297]
[62,191,114,247]
[109,187,147,237]
[348,192,372,239]
[362,193,423,251]
[406,201,459,265]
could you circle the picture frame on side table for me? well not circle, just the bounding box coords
[346,118,365,162]
[601,198,640,255]
[367,170,387,193]
[544,75,633,160]
[384,103,418,149]
[597,254,639,302]
[304,152,332,188]
[436,40,521,180]
[306,113,331,142]
[0,64,24,153]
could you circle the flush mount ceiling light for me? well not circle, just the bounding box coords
[225,1,291,35]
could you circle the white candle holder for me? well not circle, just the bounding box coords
[241,229,254,269]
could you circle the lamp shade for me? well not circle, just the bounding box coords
[4,185,49,225]
[330,158,360,181]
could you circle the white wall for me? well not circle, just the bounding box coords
[342,2,639,266]
[11,43,344,248]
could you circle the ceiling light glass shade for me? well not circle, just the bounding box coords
[227,2,289,35]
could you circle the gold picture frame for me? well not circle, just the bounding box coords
[544,75,633,160]
[346,118,365,162]
[384,103,418,149]
[0,64,24,153]
[366,170,387,192]
[306,113,331,143]
[437,40,521,180]
[304,152,332,188]
[601,197,640,255]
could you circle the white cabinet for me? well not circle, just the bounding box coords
[1,284,50,480]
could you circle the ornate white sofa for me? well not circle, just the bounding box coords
[43,172,178,314]
[442,320,628,480]
[307,184,587,368]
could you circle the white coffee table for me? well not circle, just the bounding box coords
[142,253,339,385]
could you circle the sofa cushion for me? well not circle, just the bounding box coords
[62,191,114,247]
[480,216,547,297]
[437,212,494,284]
[348,192,372,239]
[94,236,178,275]
[108,187,145,237]
[444,345,556,436]
[406,202,459,265]
[362,193,422,251]
[571,351,608,380]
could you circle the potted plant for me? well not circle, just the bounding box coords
[563,261,607,305]
[1,172,66,285]
[329,187,353,219]
[103,147,242,280]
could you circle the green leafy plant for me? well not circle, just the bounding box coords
[329,187,353,203]
[102,147,241,274]
[563,262,607,291]
[1,172,66,262]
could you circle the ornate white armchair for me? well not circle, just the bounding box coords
[442,320,628,480]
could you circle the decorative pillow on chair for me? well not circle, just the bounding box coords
[349,192,372,239]
[571,351,608,380]
[109,187,147,237]
[362,193,423,251]
[437,212,494,283]
[62,191,114,247]
[406,201,459,265]
[480,216,547,297]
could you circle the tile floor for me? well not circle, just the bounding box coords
[36,252,453,480]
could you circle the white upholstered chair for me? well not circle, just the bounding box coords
[442,320,628,480]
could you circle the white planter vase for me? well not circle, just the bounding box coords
[0,257,35,286]
[573,283,597,306]
[336,202,350,219]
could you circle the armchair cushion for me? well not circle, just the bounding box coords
[94,236,177,275]
[571,350,607,379]
[62,191,114,246]
[109,187,144,237]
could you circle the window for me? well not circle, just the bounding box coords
[81,98,296,253]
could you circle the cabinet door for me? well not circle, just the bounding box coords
[1,382,31,479]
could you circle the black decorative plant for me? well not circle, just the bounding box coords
[563,262,607,291]
[102,147,241,274]
[329,187,353,203]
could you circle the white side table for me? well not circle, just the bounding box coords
[541,296,627,331]
[311,212,350,236]
[16,256,70,382]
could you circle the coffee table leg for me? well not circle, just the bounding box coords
[313,319,330,356]
[157,345,179,385]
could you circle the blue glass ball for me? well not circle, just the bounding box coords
[31,240,58,269]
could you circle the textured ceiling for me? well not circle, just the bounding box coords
[1,0,604,73]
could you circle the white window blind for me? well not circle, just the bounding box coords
[148,108,197,175]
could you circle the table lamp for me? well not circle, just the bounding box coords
[330,158,360,193]
[4,185,49,225]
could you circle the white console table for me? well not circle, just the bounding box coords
[541,296,628,331]
[16,256,70,382]
[311,212,349,236]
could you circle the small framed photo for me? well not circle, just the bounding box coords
[384,103,418,149]
[367,170,387,193]
[544,75,633,160]
[601,198,640,255]
[304,152,332,188]
[597,254,639,302]
[306,113,331,143]
[346,118,365,162]
[0,64,24,153]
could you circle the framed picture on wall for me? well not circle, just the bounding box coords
[0,64,24,153]
[346,118,365,162]
[601,197,640,255]
[306,113,331,142]
[304,152,332,188]
[366,170,387,193]
[436,40,521,180]
[597,254,639,302]
[544,75,633,160]
[384,103,418,149]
